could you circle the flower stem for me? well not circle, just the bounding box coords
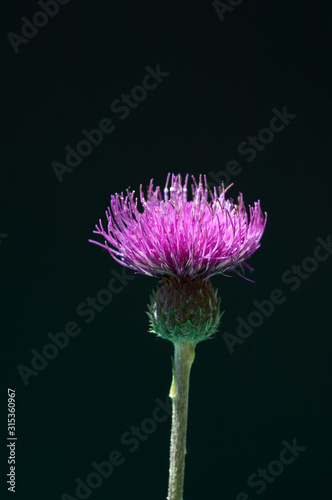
[167,342,195,500]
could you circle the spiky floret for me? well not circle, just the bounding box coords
[90,173,267,279]
[147,276,223,345]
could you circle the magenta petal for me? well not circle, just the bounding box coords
[90,174,267,279]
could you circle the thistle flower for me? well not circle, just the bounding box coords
[89,173,267,279]
[90,172,267,500]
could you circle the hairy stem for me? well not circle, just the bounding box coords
[167,342,195,500]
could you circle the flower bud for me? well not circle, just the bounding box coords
[147,277,223,345]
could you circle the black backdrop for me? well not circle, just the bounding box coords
[1,1,332,499]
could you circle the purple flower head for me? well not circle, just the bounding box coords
[90,173,267,279]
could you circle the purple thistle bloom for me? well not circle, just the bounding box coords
[90,173,267,279]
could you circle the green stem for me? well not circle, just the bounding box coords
[167,342,195,500]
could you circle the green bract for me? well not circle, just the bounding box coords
[147,277,223,345]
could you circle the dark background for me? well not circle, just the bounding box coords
[1,1,331,499]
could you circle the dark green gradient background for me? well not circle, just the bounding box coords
[1,1,331,499]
